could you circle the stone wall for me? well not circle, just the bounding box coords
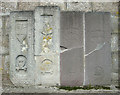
[0,1,119,88]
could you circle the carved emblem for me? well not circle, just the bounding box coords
[15,21,28,52]
[40,59,53,74]
[94,66,104,76]
[41,23,53,53]
[16,55,27,71]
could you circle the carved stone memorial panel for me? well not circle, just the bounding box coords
[34,6,60,86]
[10,11,35,86]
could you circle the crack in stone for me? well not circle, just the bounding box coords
[60,46,83,53]
[85,42,106,57]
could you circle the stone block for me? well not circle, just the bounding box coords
[112,72,118,85]
[92,2,118,12]
[18,2,66,11]
[67,2,92,12]
[112,52,118,73]
[39,2,66,11]
[18,2,39,11]
[111,34,119,51]
[0,16,10,55]
[60,12,84,86]
[112,73,118,81]
[85,12,112,85]
[9,11,35,86]
[34,6,60,86]
[1,2,17,13]
[111,15,119,33]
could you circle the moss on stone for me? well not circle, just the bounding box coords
[57,85,111,91]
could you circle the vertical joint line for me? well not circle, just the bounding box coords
[83,13,86,85]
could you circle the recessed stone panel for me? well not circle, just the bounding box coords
[60,12,84,86]
[85,12,112,85]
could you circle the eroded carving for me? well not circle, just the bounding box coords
[41,23,53,53]
[40,59,53,74]
[15,21,28,52]
[16,55,27,71]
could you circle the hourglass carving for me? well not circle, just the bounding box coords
[15,20,28,52]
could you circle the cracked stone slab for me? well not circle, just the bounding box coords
[85,12,112,85]
[60,12,84,86]
[60,48,84,86]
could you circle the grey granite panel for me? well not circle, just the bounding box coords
[60,12,83,50]
[60,48,84,86]
[85,12,112,85]
[60,12,84,86]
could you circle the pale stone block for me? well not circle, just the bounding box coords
[1,2,17,13]
[34,6,60,86]
[35,54,60,86]
[67,2,92,12]
[9,11,35,86]
[112,52,118,73]
[111,34,119,51]
[92,2,118,12]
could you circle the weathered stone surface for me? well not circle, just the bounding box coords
[111,15,119,33]
[35,54,60,86]
[0,55,2,93]
[85,12,112,85]
[0,2,2,13]
[60,12,84,86]
[39,2,66,11]
[111,34,119,51]
[112,72,118,85]
[92,2,118,12]
[34,6,60,86]
[0,16,10,55]
[112,52,118,73]
[17,2,39,11]
[9,11,35,86]
[18,2,66,11]
[1,2,17,13]
[67,2,92,12]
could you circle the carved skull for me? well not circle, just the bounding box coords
[16,55,27,71]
